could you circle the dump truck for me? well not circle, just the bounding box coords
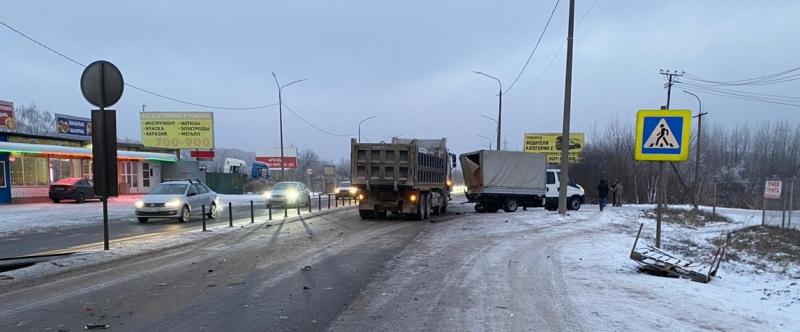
[460,150,547,212]
[351,138,455,220]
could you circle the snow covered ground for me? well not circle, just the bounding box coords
[0,194,274,236]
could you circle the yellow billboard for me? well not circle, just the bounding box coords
[141,112,214,149]
[523,132,584,163]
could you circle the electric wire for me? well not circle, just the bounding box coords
[279,102,356,137]
[503,0,560,95]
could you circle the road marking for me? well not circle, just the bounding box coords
[29,232,167,256]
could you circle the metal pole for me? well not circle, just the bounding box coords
[250,200,255,223]
[328,194,331,209]
[297,203,301,216]
[268,203,272,221]
[229,202,233,227]
[202,205,207,232]
[102,197,109,250]
[308,197,312,213]
[789,179,794,228]
[762,190,767,226]
[496,85,502,151]
[685,90,705,213]
[318,194,322,211]
[656,161,664,248]
[284,204,288,218]
[712,181,717,217]
[278,84,285,180]
[557,0,575,215]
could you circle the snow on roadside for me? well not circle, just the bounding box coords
[562,206,799,331]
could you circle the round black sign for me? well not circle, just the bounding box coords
[80,60,124,108]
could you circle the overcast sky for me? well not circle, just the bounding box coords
[2,1,799,161]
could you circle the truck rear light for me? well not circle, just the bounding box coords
[410,194,417,202]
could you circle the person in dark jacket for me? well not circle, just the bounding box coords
[597,179,610,211]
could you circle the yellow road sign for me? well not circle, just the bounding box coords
[140,112,214,149]
[634,109,691,161]
[523,133,584,163]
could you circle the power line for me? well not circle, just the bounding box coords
[503,0,560,95]
[0,19,279,111]
[279,102,356,137]
[684,66,800,86]
[507,0,599,115]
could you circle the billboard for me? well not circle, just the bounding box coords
[140,112,214,149]
[55,113,92,140]
[256,147,298,169]
[523,132,585,164]
[0,100,15,131]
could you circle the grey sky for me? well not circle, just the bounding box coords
[2,1,799,161]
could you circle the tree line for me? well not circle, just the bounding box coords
[570,118,800,209]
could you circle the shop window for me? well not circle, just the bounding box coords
[142,162,150,187]
[120,161,139,188]
[49,158,75,183]
[11,156,49,186]
[82,160,93,179]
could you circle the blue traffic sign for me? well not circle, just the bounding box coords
[635,109,691,161]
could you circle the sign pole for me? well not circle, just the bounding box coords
[656,161,663,248]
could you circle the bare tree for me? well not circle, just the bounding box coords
[14,103,53,135]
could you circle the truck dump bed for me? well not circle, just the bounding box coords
[460,150,546,196]
[351,138,448,190]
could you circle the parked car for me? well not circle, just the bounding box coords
[334,180,358,199]
[264,181,311,208]
[134,180,219,223]
[49,178,96,203]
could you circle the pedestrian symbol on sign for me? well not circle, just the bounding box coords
[644,118,679,149]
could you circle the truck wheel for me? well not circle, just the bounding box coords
[359,209,376,219]
[503,198,518,213]
[568,197,581,211]
[424,193,431,219]
[486,203,500,213]
[474,203,485,213]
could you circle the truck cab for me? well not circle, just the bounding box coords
[545,169,585,211]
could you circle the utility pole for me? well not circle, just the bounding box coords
[654,69,684,248]
[557,0,575,215]
[473,71,502,151]
[272,73,306,180]
[684,90,707,213]
[358,115,377,143]
[477,134,492,150]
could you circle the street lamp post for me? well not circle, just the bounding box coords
[358,115,377,143]
[477,134,493,150]
[473,71,502,151]
[684,90,708,212]
[272,73,306,180]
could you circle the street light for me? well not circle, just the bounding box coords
[477,134,492,150]
[272,72,307,179]
[473,71,502,151]
[358,115,377,143]
[684,90,708,212]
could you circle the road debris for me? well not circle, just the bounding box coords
[303,286,310,290]
[300,265,312,271]
[84,323,109,330]
[157,283,168,286]
[629,223,725,283]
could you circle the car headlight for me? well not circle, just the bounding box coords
[286,190,299,202]
[134,201,144,208]
[334,188,340,194]
[348,187,357,194]
[165,199,182,208]
[263,191,272,199]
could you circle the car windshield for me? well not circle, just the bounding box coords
[272,182,297,191]
[338,182,350,187]
[149,183,188,195]
[54,178,81,185]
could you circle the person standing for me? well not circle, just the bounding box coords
[610,179,618,207]
[614,180,624,207]
[597,179,610,211]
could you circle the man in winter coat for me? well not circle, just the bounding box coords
[597,179,610,211]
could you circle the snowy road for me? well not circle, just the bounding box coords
[1,199,797,331]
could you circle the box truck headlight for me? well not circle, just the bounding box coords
[334,188,341,194]
[410,194,417,202]
[348,187,358,194]
[357,194,364,200]
[446,179,452,186]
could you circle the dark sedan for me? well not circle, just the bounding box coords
[49,178,96,203]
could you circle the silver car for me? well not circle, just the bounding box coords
[264,181,311,208]
[134,180,219,223]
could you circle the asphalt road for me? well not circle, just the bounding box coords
[0,206,455,331]
[0,196,343,258]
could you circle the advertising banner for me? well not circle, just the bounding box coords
[255,147,298,169]
[523,132,585,163]
[0,100,15,131]
[140,112,214,149]
[55,113,92,140]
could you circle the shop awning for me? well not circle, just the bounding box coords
[0,141,177,162]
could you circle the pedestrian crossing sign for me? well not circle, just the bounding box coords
[635,109,691,161]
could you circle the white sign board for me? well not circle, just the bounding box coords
[764,180,782,199]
